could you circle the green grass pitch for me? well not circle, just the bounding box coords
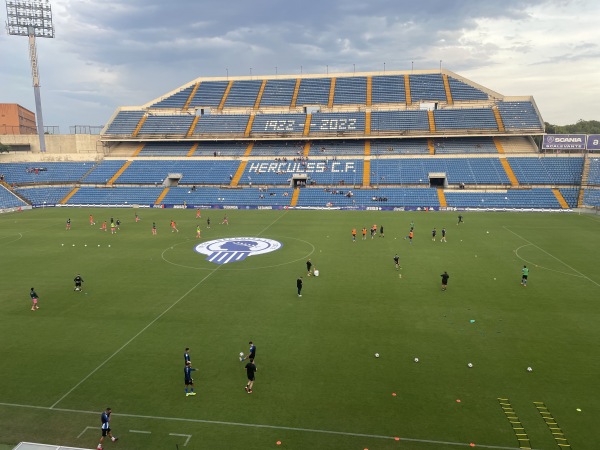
[0,208,599,450]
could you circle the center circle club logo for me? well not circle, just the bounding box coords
[195,237,282,265]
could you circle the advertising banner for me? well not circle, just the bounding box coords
[542,134,586,150]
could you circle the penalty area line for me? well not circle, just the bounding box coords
[504,226,600,288]
[0,401,531,450]
[49,268,221,409]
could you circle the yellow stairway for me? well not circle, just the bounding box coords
[442,74,453,105]
[404,74,412,106]
[552,189,569,209]
[182,82,200,110]
[290,187,300,207]
[231,161,248,186]
[428,111,436,132]
[60,187,79,204]
[437,188,447,207]
[107,160,132,185]
[155,187,169,205]
[493,107,505,132]
[499,158,519,186]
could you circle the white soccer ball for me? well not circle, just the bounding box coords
[486,231,489,234]
[468,363,473,368]
[414,357,419,363]
[527,367,533,372]
[375,353,379,358]
[239,352,244,357]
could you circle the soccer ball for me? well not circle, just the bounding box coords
[468,363,473,368]
[239,352,244,357]
[527,367,533,372]
[374,353,380,358]
[414,357,419,363]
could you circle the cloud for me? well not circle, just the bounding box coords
[2,0,599,130]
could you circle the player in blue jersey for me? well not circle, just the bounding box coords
[184,361,197,396]
[184,347,191,364]
[240,341,256,362]
[97,407,118,449]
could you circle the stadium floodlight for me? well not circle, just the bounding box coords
[5,0,55,152]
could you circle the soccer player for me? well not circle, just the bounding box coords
[351,228,357,242]
[66,218,71,230]
[74,274,84,292]
[110,220,116,234]
[306,259,312,276]
[29,287,39,311]
[97,407,118,449]
[380,225,384,238]
[101,221,107,232]
[135,213,140,223]
[115,219,121,230]
[441,227,447,242]
[457,214,464,225]
[405,228,414,244]
[297,276,303,297]
[184,361,197,396]
[152,222,157,235]
[89,214,95,226]
[362,227,367,240]
[241,341,256,362]
[196,208,201,219]
[521,265,529,286]
[196,225,201,239]
[221,214,229,225]
[431,228,437,241]
[170,220,178,233]
[371,224,377,239]
[441,271,450,291]
[244,358,257,394]
[184,347,191,364]
[206,217,211,228]
[394,254,400,270]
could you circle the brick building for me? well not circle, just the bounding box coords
[0,104,37,135]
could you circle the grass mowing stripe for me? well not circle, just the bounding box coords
[49,268,222,409]
[503,226,600,287]
[0,401,531,450]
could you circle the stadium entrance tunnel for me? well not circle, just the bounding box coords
[292,174,308,187]
[429,172,447,188]
[164,173,183,187]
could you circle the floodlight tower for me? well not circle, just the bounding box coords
[5,0,55,152]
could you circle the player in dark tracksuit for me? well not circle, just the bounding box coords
[74,274,84,291]
[244,359,257,394]
[184,361,197,396]
[297,277,303,297]
[441,271,450,291]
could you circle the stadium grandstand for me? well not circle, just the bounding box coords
[1,69,599,211]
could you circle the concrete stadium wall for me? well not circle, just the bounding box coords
[0,134,102,157]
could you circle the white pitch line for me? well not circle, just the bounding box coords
[50,268,221,408]
[504,226,600,288]
[129,429,151,434]
[169,433,192,446]
[50,211,290,408]
[76,426,95,438]
[0,401,537,450]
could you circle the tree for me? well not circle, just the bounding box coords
[544,120,600,134]
[0,142,11,153]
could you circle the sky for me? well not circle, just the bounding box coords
[1,0,599,134]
